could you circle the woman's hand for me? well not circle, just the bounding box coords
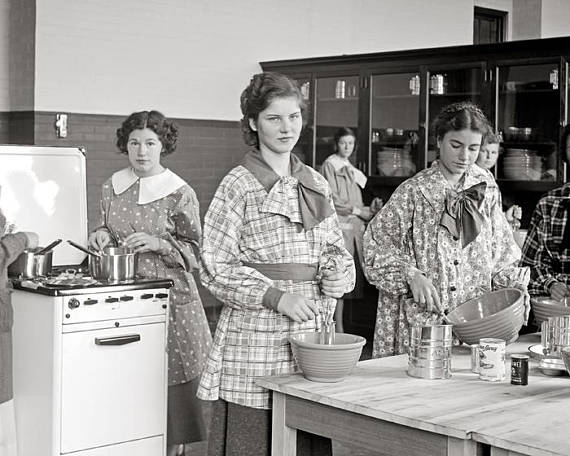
[370,197,383,214]
[320,269,349,298]
[22,232,39,249]
[550,282,570,302]
[124,232,161,253]
[89,231,111,251]
[277,293,318,323]
[505,205,522,223]
[408,271,441,313]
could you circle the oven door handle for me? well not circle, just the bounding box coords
[95,334,141,346]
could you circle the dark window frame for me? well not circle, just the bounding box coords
[474,6,507,44]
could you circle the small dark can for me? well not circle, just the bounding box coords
[511,354,529,385]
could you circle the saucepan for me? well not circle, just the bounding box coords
[67,240,138,282]
[8,239,62,278]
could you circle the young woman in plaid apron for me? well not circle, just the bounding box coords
[197,72,355,456]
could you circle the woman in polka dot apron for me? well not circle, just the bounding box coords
[89,110,212,456]
[363,102,530,358]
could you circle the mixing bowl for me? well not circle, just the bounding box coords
[531,296,570,323]
[446,288,524,345]
[289,332,366,382]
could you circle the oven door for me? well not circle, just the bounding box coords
[60,317,167,453]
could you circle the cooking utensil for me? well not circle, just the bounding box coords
[88,246,138,282]
[67,240,101,258]
[36,239,63,255]
[7,248,53,278]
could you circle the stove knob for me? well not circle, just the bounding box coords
[68,298,80,309]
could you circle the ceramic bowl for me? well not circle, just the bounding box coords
[289,332,366,383]
[531,296,570,323]
[446,288,525,345]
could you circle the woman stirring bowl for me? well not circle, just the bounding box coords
[197,72,355,456]
[363,101,530,358]
[89,110,212,456]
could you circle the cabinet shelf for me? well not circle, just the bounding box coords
[373,94,419,100]
[429,91,481,97]
[318,97,358,102]
[496,180,558,192]
[501,141,557,149]
[500,88,557,95]
[367,176,409,186]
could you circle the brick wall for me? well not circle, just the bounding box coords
[0,110,246,331]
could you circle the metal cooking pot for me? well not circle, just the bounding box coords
[8,248,53,278]
[88,246,138,282]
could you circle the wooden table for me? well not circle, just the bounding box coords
[257,334,570,456]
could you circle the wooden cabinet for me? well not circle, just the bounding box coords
[261,37,570,338]
[261,37,570,228]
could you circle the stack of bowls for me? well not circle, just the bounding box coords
[377,147,415,177]
[531,296,570,323]
[502,148,542,180]
[407,325,453,379]
[289,332,366,382]
[446,288,525,345]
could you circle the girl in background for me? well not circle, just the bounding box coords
[320,127,382,331]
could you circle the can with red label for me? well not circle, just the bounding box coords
[510,354,529,385]
[478,338,506,382]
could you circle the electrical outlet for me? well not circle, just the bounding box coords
[55,113,68,138]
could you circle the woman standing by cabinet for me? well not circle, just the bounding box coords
[320,127,381,331]
[89,110,212,456]
[363,102,530,357]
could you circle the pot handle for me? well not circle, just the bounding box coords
[67,240,101,257]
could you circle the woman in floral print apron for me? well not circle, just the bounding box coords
[89,110,212,456]
[363,102,530,358]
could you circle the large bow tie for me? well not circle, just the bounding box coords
[440,182,487,248]
[241,151,334,230]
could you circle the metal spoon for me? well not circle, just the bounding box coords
[67,240,102,258]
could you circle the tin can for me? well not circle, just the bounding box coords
[478,338,506,382]
[510,354,529,385]
[470,344,480,373]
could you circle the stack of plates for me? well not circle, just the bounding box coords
[502,148,542,180]
[377,147,415,177]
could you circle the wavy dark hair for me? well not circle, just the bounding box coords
[432,101,491,143]
[240,72,306,148]
[333,127,358,154]
[482,131,501,146]
[116,110,178,156]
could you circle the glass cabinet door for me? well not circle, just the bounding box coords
[496,62,560,182]
[427,66,486,166]
[370,72,421,178]
[315,75,360,169]
[289,76,312,165]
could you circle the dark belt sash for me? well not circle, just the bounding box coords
[243,262,318,282]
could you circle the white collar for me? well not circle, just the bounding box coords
[111,167,187,204]
[325,154,367,188]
